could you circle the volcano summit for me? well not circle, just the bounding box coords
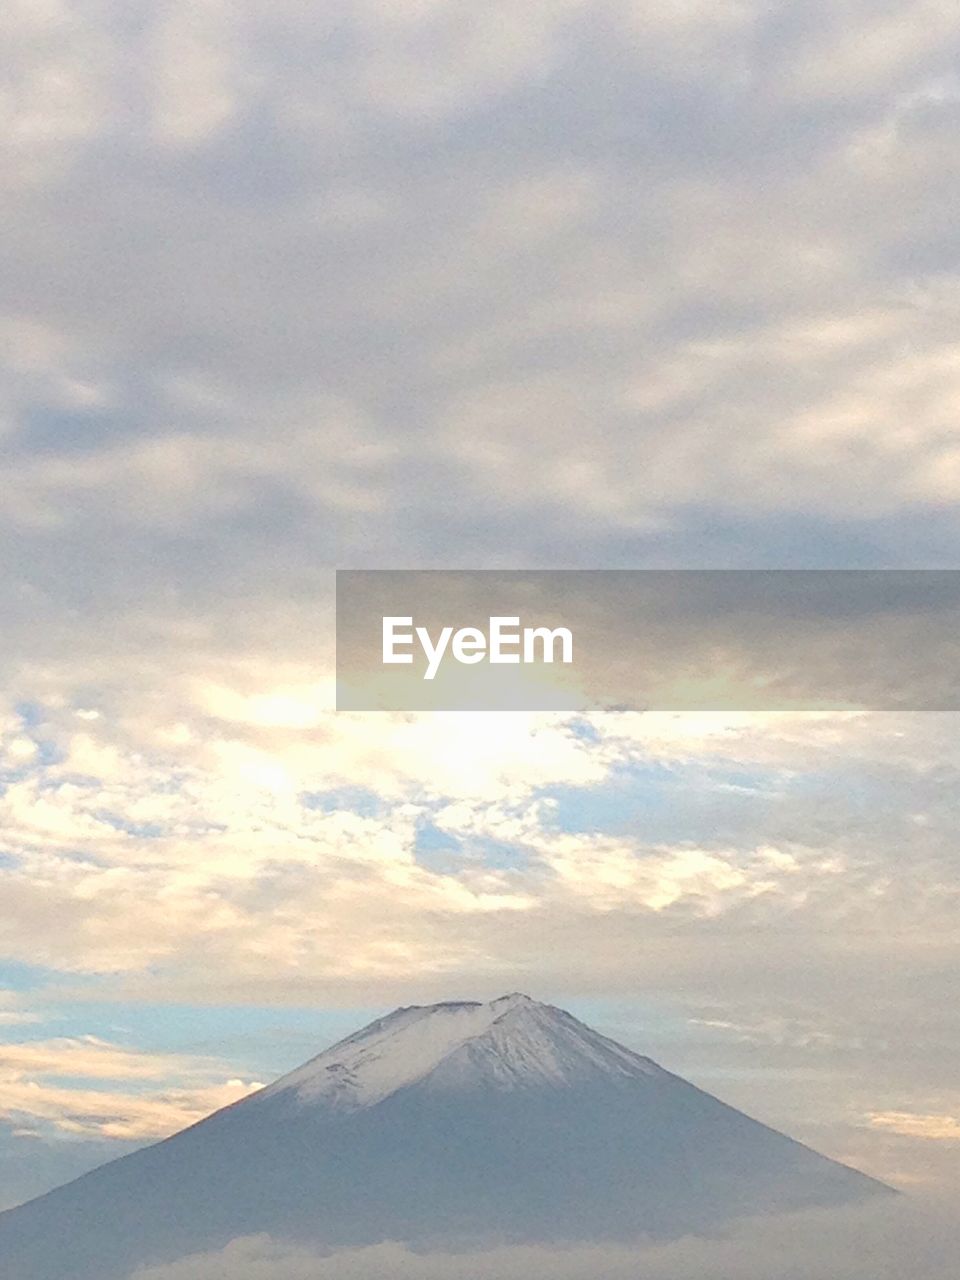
[0,994,892,1279]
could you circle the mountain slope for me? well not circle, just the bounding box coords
[0,994,893,1280]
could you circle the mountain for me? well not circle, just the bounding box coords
[0,994,892,1279]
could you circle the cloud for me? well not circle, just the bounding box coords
[0,1034,261,1141]
[1,0,959,597]
[131,1198,960,1280]
[0,0,116,181]
[0,993,38,1029]
[1,701,958,1009]
[870,1112,960,1142]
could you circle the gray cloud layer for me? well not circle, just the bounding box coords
[4,0,960,625]
[4,0,960,713]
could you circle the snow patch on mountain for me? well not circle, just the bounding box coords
[263,993,662,1109]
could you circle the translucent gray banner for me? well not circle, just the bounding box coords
[336,570,960,711]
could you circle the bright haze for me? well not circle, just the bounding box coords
[0,995,890,1280]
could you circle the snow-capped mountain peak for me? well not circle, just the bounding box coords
[0,994,893,1280]
[262,993,660,1110]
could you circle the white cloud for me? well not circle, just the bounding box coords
[0,702,957,995]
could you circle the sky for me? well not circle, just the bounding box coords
[1,0,960,1235]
